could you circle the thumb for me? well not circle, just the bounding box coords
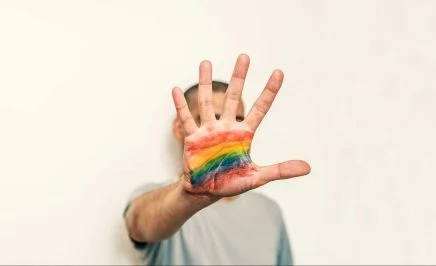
[259,160,311,183]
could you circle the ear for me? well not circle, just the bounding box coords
[172,117,185,141]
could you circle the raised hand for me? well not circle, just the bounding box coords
[172,54,310,197]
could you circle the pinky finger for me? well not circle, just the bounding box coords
[172,87,198,135]
[259,160,311,184]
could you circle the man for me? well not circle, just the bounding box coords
[124,54,311,265]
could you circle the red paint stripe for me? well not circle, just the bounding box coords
[186,130,253,153]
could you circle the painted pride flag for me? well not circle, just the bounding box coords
[185,130,258,188]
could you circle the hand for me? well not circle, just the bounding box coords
[172,54,310,197]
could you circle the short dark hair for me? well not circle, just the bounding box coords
[184,81,229,106]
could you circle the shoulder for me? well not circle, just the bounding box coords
[123,181,171,217]
[128,182,164,199]
[244,190,281,209]
[243,191,284,221]
[128,178,175,199]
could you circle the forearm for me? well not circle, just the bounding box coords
[126,179,217,243]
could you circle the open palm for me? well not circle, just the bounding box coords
[172,54,310,197]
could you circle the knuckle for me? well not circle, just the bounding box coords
[266,84,279,94]
[199,99,212,107]
[176,103,187,111]
[254,101,268,114]
[181,115,194,125]
[227,90,241,100]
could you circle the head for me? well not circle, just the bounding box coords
[172,81,245,144]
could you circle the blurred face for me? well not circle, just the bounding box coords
[172,91,245,142]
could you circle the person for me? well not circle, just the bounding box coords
[123,54,311,265]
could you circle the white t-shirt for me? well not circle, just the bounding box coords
[124,182,293,265]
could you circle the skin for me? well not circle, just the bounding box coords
[174,90,245,131]
[173,91,245,201]
[125,54,311,243]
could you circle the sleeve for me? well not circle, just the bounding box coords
[277,216,294,266]
[122,182,164,250]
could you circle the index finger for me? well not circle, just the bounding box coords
[245,69,284,131]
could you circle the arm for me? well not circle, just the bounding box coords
[126,54,310,245]
[125,179,218,243]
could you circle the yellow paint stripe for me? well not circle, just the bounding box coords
[188,141,250,169]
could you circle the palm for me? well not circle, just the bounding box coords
[183,122,260,195]
[172,54,310,197]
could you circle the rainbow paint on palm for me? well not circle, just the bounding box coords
[185,130,257,189]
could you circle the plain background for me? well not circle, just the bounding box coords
[1,0,435,264]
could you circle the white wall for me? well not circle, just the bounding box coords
[1,0,435,264]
